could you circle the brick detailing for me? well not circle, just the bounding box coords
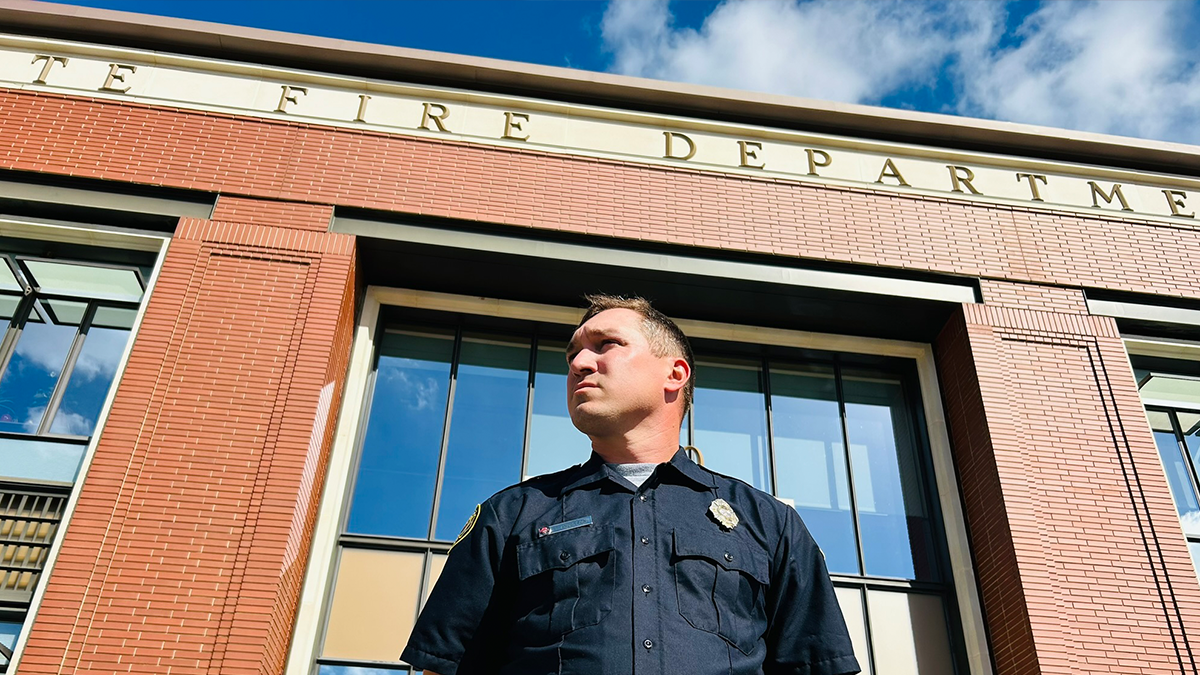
[3,89,1200,300]
[978,279,1089,314]
[211,195,334,232]
[17,219,356,675]
[936,306,1200,675]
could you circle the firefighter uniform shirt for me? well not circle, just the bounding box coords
[401,448,861,675]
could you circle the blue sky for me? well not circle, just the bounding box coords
[49,1,1200,145]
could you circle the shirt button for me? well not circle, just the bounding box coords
[560,550,571,561]
[639,495,647,502]
[642,584,652,594]
[644,639,654,649]
[640,536,650,545]
[724,552,734,562]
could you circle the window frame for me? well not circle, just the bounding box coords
[285,287,993,675]
[0,253,146,445]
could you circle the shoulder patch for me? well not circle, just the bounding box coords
[452,504,481,549]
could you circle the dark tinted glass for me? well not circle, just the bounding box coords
[346,329,454,538]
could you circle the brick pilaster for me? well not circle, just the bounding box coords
[935,300,1200,674]
[17,216,357,675]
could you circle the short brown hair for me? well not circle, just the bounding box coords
[577,294,695,413]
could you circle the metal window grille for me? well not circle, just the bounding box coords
[0,487,67,607]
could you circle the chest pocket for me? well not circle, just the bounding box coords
[672,527,770,655]
[516,523,616,638]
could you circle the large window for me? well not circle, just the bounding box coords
[0,243,149,672]
[1134,356,1200,573]
[314,306,966,675]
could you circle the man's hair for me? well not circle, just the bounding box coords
[578,294,695,414]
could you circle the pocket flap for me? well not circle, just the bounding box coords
[673,528,769,585]
[517,522,615,580]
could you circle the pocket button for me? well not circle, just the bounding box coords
[724,552,734,563]
[560,550,571,562]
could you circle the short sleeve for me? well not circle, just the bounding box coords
[401,499,511,675]
[763,507,861,675]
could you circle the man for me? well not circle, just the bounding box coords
[402,295,860,675]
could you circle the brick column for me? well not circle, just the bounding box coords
[17,207,357,675]
[936,282,1200,674]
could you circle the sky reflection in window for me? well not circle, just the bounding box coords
[843,373,937,581]
[771,365,859,575]
[434,335,529,541]
[525,344,592,479]
[346,329,453,539]
[691,360,771,491]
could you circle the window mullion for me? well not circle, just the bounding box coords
[36,303,97,436]
[832,355,878,675]
[426,325,463,541]
[520,331,538,481]
[762,357,779,498]
[1168,411,1200,504]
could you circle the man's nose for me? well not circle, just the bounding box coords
[569,348,597,374]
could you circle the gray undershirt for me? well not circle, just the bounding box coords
[607,462,659,488]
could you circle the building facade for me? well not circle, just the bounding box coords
[0,2,1199,674]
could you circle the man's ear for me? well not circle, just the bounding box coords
[665,356,690,394]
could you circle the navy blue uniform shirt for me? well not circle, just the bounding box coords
[402,448,861,675]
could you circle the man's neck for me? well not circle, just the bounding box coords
[590,424,681,465]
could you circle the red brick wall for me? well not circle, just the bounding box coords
[935,306,1200,674]
[16,211,357,675]
[210,195,334,232]
[2,89,1200,300]
[5,87,1200,674]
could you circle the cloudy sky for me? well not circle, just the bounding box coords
[55,0,1200,145]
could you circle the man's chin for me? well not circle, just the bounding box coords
[568,406,616,437]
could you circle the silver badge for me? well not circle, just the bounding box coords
[708,498,739,530]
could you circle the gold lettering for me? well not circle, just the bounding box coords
[738,141,764,169]
[1163,189,1195,218]
[1088,181,1132,211]
[663,132,696,161]
[946,166,982,195]
[99,63,136,93]
[805,148,831,176]
[420,102,451,132]
[503,112,530,141]
[275,85,308,113]
[1016,173,1048,202]
[875,158,910,186]
[30,55,68,84]
[355,95,371,123]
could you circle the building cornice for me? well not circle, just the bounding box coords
[4,0,1200,176]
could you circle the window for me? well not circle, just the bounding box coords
[1134,357,1200,574]
[315,306,966,675]
[0,243,150,672]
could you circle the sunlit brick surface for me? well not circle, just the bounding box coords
[936,307,1200,674]
[15,215,356,675]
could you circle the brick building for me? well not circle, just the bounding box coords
[0,2,1198,674]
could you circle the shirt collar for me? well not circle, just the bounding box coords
[561,447,715,494]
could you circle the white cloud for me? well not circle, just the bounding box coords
[601,0,1200,144]
[379,362,443,411]
[955,1,1200,143]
